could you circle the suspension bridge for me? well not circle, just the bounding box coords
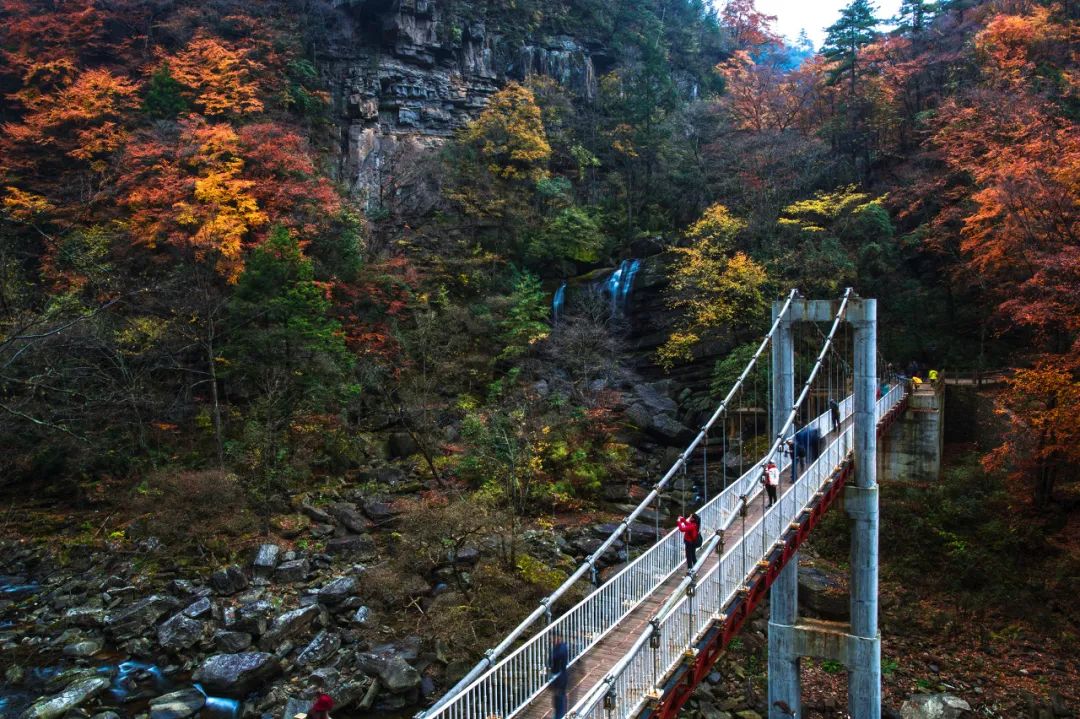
[419,290,907,719]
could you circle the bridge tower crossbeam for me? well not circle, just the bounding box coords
[767,297,880,719]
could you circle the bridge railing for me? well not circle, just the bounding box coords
[426,395,856,719]
[568,383,905,719]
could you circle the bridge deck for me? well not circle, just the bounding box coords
[515,419,849,719]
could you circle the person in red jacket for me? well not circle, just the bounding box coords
[307,694,333,719]
[677,512,702,574]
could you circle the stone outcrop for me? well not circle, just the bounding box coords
[319,1,600,203]
[193,653,281,699]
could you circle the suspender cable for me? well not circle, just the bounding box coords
[762,289,854,475]
[417,292,800,718]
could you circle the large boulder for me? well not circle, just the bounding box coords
[105,595,179,640]
[181,597,212,619]
[274,559,310,584]
[260,605,320,649]
[209,566,248,595]
[327,503,373,534]
[296,630,341,666]
[325,534,376,558]
[317,577,357,605]
[157,613,205,651]
[632,382,679,416]
[193,653,281,699]
[388,432,418,459]
[20,676,111,719]
[213,630,253,653]
[231,600,273,635]
[798,566,849,621]
[357,648,421,694]
[252,545,280,580]
[900,693,972,719]
[148,688,206,719]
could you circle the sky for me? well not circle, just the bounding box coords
[753,0,903,49]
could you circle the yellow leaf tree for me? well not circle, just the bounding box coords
[659,203,769,368]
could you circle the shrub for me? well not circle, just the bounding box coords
[131,469,255,556]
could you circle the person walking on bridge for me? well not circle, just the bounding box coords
[549,631,570,719]
[829,397,841,432]
[787,424,820,477]
[762,460,779,507]
[677,512,702,575]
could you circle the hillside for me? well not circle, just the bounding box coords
[0,0,1077,718]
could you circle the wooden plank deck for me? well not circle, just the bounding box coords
[515,418,851,719]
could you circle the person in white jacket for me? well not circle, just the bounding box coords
[762,460,780,507]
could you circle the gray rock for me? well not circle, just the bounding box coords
[901,694,972,719]
[647,413,693,444]
[351,606,371,624]
[169,579,198,596]
[632,382,679,416]
[388,432,418,458]
[318,577,357,605]
[453,547,480,565]
[64,606,105,628]
[209,566,248,595]
[158,613,205,651]
[260,605,320,648]
[274,559,310,584]
[296,631,341,665]
[90,713,121,719]
[148,688,206,719]
[357,649,421,694]
[19,676,111,719]
[213,630,253,653]
[181,597,212,619]
[193,652,281,699]
[362,500,396,523]
[252,545,280,578]
[105,595,179,640]
[300,504,333,524]
[62,639,103,657]
[798,566,849,621]
[325,535,375,558]
[327,503,372,534]
[281,698,310,719]
[231,600,273,635]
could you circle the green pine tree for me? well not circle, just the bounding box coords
[141,64,188,120]
[822,0,880,96]
[896,0,937,35]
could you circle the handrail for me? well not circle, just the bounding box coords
[427,393,856,719]
[568,382,906,719]
[416,290,799,719]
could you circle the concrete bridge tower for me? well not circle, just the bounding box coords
[768,296,881,719]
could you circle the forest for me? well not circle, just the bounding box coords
[0,0,1076,718]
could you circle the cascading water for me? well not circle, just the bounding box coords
[605,259,641,314]
[549,259,641,325]
[551,282,567,325]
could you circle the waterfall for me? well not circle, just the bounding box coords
[552,281,567,325]
[604,259,641,314]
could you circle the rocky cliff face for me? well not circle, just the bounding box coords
[318,0,601,205]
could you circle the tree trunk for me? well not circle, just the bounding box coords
[207,332,225,474]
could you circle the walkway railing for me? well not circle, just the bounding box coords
[417,291,802,719]
[426,391,859,719]
[568,382,905,719]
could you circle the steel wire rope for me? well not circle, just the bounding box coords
[568,292,856,719]
[422,292,801,719]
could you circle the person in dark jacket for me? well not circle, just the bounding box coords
[787,425,821,477]
[549,631,570,719]
[677,512,702,574]
[829,398,840,432]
